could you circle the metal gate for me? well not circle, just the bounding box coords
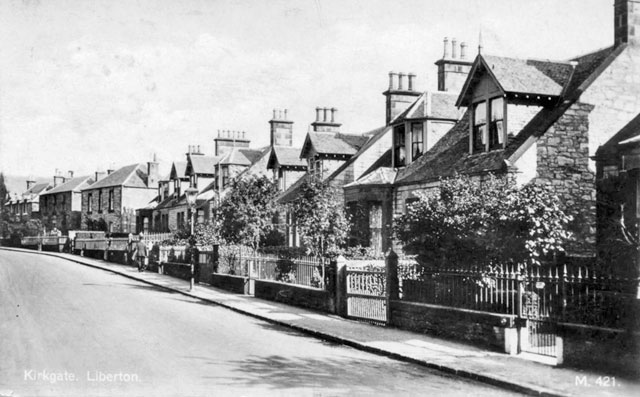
[519,270,559,358]
[345,266,389,324]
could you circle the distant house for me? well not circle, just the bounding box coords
[81,161,159,233]
[40,173,94,233]
[277,107,371,247]
[5,178,51,223]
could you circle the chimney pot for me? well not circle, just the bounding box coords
[443,37,450,58]
[388,71,395,90]
[197,145,201,153]
[398,72,405,90]
[273,109,277,119]
[315,107,321,122]
[330,107,336,123]
[408,73,416,91]
[323,108,329,122]
[68,170,74,179]
[284,109,288,120]
[460,42,467,59]
[451,37,458,59]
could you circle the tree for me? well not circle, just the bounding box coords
[394,174,572,268]
[215,175,281,250]
[0,173,9,238]
[290,178,350,257]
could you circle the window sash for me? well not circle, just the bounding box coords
[411,123,424,161]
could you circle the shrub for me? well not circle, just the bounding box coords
[394,174,572,268]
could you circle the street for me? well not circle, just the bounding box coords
[0,250,519,396]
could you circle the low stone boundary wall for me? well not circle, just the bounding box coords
[255,279,335,314]
[161,262,192,281]
[560,323,640,377]
[390,300,518,353]
[211,274,249,294]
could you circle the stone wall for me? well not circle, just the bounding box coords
[534,102,597,256]
[255,279,335,313]
[211,274,249,294]
[390,300,517,352]
[560,323,640,377]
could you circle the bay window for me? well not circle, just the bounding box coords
[411,122,424,161]
[394,124,406,167]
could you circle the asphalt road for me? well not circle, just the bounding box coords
[0,250,521,396]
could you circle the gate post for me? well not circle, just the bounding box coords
[335,255,348,317]
[386,250,399,300]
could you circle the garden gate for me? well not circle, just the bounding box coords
[518,268,559,358]
[345,265,389,324]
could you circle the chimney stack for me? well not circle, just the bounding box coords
[95,170,106,182]
[270,108,294,147]
[147,155,159,189]
[435,35,473,93]
[451,37,458,59]
[311,106,341,132]
[67,170,74,179]
[53,169,65,187]
[26,177,36,190]
[615,0,640,46]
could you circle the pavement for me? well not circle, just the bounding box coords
[3,246,639,397]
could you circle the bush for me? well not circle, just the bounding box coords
[394,174,572,268]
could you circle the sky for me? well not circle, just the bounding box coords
[0,0,613,179]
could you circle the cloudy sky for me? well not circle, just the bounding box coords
[0,0,612,178]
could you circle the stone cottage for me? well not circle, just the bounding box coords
[349,0,640,258]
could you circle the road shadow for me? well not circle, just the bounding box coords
[199,354,463,394]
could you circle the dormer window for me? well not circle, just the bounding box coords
[472,97,506,153]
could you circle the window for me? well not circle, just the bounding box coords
[98,190,103,213]
[473,102,487,153]
[88,193,93,213]
[108,189,114,212]
[278,168,285,191]
[411,122,424,161]
[394,125,406,167]
[489,97,504,150]
[369,202,383,254]
[222,167,230,188]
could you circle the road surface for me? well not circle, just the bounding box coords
[0,249,520,396]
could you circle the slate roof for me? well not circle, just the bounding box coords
[85,164,147,190]
[302,132,369,157]
[396,45,619,186]
[41,176,93,195]
[24,182,51,196]
[220,148,266,166]
[189,155,221,175]
[267,146,307,169]
[171,162,188,180]
[344,167,396,187]
[595,112,640,157]
[394,92,463,122]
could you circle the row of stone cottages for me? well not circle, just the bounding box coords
[6,0,640,273]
